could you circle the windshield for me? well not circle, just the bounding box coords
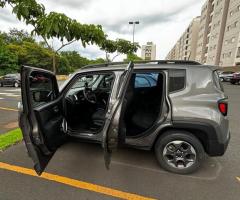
[71,75,100,89]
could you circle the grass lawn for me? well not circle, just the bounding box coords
[0,128,23,151]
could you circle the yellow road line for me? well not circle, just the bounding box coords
[0,162,156,200]
[0,107,18,112]
[237,177,240,182]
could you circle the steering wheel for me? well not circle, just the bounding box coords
[83,87,97,104]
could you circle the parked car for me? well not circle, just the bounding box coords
[18,60,230,175]
[0,73,21,87]
[218,71,234,82]
[230,72,240,85]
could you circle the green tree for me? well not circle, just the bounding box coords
[124,53,143,62]
[58,56,73,74]
[101,39,139,62]
[4,28,35,44]
[0,0,138,73]
[60,51,90,69]
[7,41,53,70]
[89,58,105,65]
[0,37,18,75]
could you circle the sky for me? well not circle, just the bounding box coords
[0,0,206,60]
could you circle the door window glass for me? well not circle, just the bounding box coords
[134,73,158,88]
[29,72,57,107]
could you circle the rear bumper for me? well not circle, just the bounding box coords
[208,131,230,156]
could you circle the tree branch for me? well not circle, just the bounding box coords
[56,40,77,52]
[41,36,51,50]
[111,52,120,62]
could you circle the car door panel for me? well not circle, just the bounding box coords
[102,61,134,169]
[34,99,65,151]
[19,66,66,175]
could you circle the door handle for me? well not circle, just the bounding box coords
[53,106,59,113]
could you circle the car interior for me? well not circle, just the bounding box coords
[122,72,164,137]
[64,73,114,134]
[64,71,164,137]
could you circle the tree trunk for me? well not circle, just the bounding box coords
[52,52,56,74]
[105,52,110,63]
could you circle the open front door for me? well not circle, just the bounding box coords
[102,61,134,169]
[19,66,66,175]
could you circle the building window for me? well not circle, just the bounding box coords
[237,47,240,58]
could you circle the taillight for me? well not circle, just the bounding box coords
[218,101,228,116]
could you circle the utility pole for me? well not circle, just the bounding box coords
[129,21,139,44]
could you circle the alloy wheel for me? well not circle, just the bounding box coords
[163,140,196,169]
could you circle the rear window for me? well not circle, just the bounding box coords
[168,69,186,93]
[134,73,158,88]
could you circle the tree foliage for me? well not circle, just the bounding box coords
[0,0,139,73]
[0,34,18,75]
[0,29,108,75]
[124,53,143,62]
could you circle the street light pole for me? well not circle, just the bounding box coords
[129,21,139,44]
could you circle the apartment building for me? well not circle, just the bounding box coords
[195,0,215,63]
[166,17,200,60]
[206,0,230,65]
[220,0,240,66]
[166,41,180,60]
[141,42,156,60]
[167,0,240,67]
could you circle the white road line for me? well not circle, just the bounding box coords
[4,89,21,92]
[6,94,21,97]
[0,93,21,97]
[0,98,4,100]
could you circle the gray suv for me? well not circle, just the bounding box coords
[19,60,230,175]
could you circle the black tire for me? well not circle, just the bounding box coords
[0,82,3,87]
[230,81,236,85]
[155,130,205,174]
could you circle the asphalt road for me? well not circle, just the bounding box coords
[0,87,20,134]
[0,83,240,200]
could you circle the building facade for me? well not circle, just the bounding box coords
[166,17,200,61]
[141,42,156,60]
[220,0,240,66]
[206,0,230,65]
[167,0,240,67]
[195,0,214,64]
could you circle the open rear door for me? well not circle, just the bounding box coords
[19,66,66,175]
[102,61,134,169]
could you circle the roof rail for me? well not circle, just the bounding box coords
[82,60,201,69]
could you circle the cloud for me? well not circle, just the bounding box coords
[0,8,17,24]
[76,0,200,34]
[101,0,198,34]
[0,0,206,59]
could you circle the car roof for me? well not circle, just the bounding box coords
[76,60,219,73]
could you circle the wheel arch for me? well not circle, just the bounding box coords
[152,126,211,154]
